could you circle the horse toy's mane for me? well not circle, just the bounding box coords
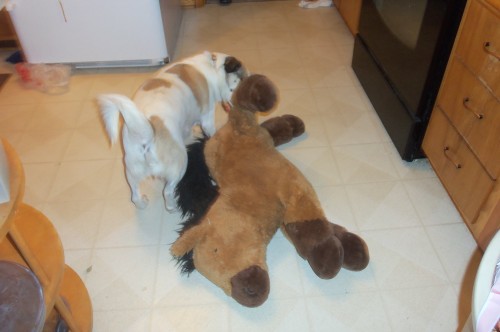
[174,136,217,275]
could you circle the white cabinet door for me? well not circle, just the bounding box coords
[8,0,168,65]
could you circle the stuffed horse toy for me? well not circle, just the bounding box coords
[171,74,370,307]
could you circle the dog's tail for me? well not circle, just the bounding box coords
[97,94,153,145]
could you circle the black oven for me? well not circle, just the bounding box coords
[352,0,466,161]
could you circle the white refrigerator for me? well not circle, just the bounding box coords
[6,0,183,67]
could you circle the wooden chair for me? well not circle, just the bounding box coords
[0,138,92,331]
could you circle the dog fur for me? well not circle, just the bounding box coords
[97,51,248,211]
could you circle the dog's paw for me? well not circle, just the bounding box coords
[165,202,178,213]
[133,195,149,209]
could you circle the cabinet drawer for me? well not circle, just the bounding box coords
[455,0,500,96]
[437,59,500,179]
[423,108,494,224]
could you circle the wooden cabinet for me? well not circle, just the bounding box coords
[0,139,93,331]
[0,9,16,43]
[422,0,500,250]
[180,0,204,8]
[437,60,500,178]
[424,109,495,224]
[0,8,22,58]
[455,0,500,94]
[335,0,362,35]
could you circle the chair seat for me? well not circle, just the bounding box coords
[0,260,45,332]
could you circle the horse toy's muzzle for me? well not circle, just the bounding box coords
[230,265,270,307]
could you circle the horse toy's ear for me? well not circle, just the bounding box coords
[171,223,208,258]
[260,114,305,147]
[231,74,278,113]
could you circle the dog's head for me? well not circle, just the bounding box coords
[210,52,249,105]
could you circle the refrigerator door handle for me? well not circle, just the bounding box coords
[57,0,68,22]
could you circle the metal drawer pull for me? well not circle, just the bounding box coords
[463,97,484,119]
[443,146,462,169]
[483,42,500,60]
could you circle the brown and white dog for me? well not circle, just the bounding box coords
[97,51,248,211]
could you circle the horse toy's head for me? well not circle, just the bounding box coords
[172,208,273,307]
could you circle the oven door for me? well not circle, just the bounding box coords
[358,0,457,117]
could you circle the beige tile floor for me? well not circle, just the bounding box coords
[0,1,482,331]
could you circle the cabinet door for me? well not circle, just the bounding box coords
[339,0,361,35]
[0,9,16,42]
[423,108,494,225]
[437,59,500,179]
[7,0,167,64]
[455,0,500,96]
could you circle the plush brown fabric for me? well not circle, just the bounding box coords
[284,220,344,279]
[231,265,270,307]
[331,224,370,271]
[171,74,369,307]
[260,114,305,146]
[232,74,278,113]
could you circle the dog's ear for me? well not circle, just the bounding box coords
[224,56,242,74]
[224,56,249,79]
[232,74,278,113]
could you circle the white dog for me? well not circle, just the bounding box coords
[97,51,248,211]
